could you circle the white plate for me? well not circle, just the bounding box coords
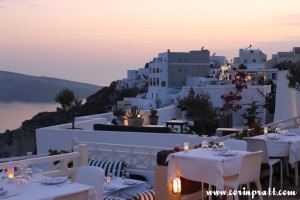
[104,185,117,190]
[286,133,297,136]
[123,180,137,185]
[267,135,281,140]
[218,151,239,156]
[41,176,68,185]
[212,147,228,151]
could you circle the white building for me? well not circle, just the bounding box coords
[146,49,210,107]
[233,48,267,69]
[266,47,300,69]
[116,68,149,90]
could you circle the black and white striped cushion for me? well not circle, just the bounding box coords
[88,159,125,177]
[103,196,126,200]
[132,189,155,200]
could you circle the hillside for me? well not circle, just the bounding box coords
[0,70,101,102]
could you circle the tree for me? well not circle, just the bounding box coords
[55,89,82,129]
[177,88,219,135]
[286,62,300,91]
[54,89,76,111]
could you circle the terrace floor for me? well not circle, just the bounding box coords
[228,166,300,200]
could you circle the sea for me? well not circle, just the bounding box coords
[0,102,58,133]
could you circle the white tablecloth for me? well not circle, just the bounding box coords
[166,148,250,189]
[254,132,300,164]
[104,177,149,199]
[0,175,98,200]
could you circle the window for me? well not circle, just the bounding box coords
[149,78,152,86]
[178,69,182,72]
[253,59,256,62]
[156,68,159,73]
[185,58,188,62]
[153,68,156,73]
[244,60,248,63]
[272,73,276,80]
[157,78,159,85]
[161,81,166,87]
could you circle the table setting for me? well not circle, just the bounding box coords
[0,166,98,200]
[167,142,250,190]
[103,176,149,199]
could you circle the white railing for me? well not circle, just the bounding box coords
[263,116,300,129]
[72,138,169,172]
[0,152,47,163]
[0,144,88,178]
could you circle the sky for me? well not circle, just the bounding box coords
[0,0,300,86]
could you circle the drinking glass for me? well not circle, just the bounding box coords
[202,140,209,149]
[218,142,225,149]
[121,170,126,179]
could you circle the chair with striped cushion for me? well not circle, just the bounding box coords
[89,159,126,177]
[132,189,155,200]
[103,196,126,200]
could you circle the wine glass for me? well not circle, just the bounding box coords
[202,140,209,149]
[218,142,225,149]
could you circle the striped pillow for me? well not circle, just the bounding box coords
[103,196,126,200]
[132,189,155,200]
[88,159,126,177]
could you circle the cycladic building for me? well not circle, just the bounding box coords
[146,49,210,107]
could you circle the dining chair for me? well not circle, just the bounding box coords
[52,188,89,200]
[74,166,105,200]
[223,139,247,151]
[243,137,283,193]
[223,151,263,200]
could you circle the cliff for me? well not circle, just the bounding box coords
[0,81,146,158]
[0,70,100,102]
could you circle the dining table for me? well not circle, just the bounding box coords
[0,174,98,200]
[252,129,300,186]
[103,177,149,199]
[166,148,251,190]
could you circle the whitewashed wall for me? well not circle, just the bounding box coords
[182,84,271,126]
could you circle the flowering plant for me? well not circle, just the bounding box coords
[220,67,248,115]
[234,122,263,140]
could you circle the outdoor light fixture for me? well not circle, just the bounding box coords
[183,142,189,152]
[172,178,181,194]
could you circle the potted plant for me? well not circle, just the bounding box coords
[112,107,126,125]
[126,106,145,126]
[149,108,159,125]
[177,88,219,135]
[242,101,260,127]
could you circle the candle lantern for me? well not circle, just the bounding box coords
[172,178,181,194]
[183,142,189,152]
[7,167,14,183]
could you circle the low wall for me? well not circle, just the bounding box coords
[36,127,205,155]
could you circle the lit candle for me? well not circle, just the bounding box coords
[106,176,111,184]
[264,127,268,135]
[183,142,189,152]
[7,168,14,183]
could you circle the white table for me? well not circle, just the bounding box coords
[104,177,149,199]
[0,175,98,200]
[166,148,250,190]
[253,131,300,186]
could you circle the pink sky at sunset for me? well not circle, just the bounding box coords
[0,0,300,86]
